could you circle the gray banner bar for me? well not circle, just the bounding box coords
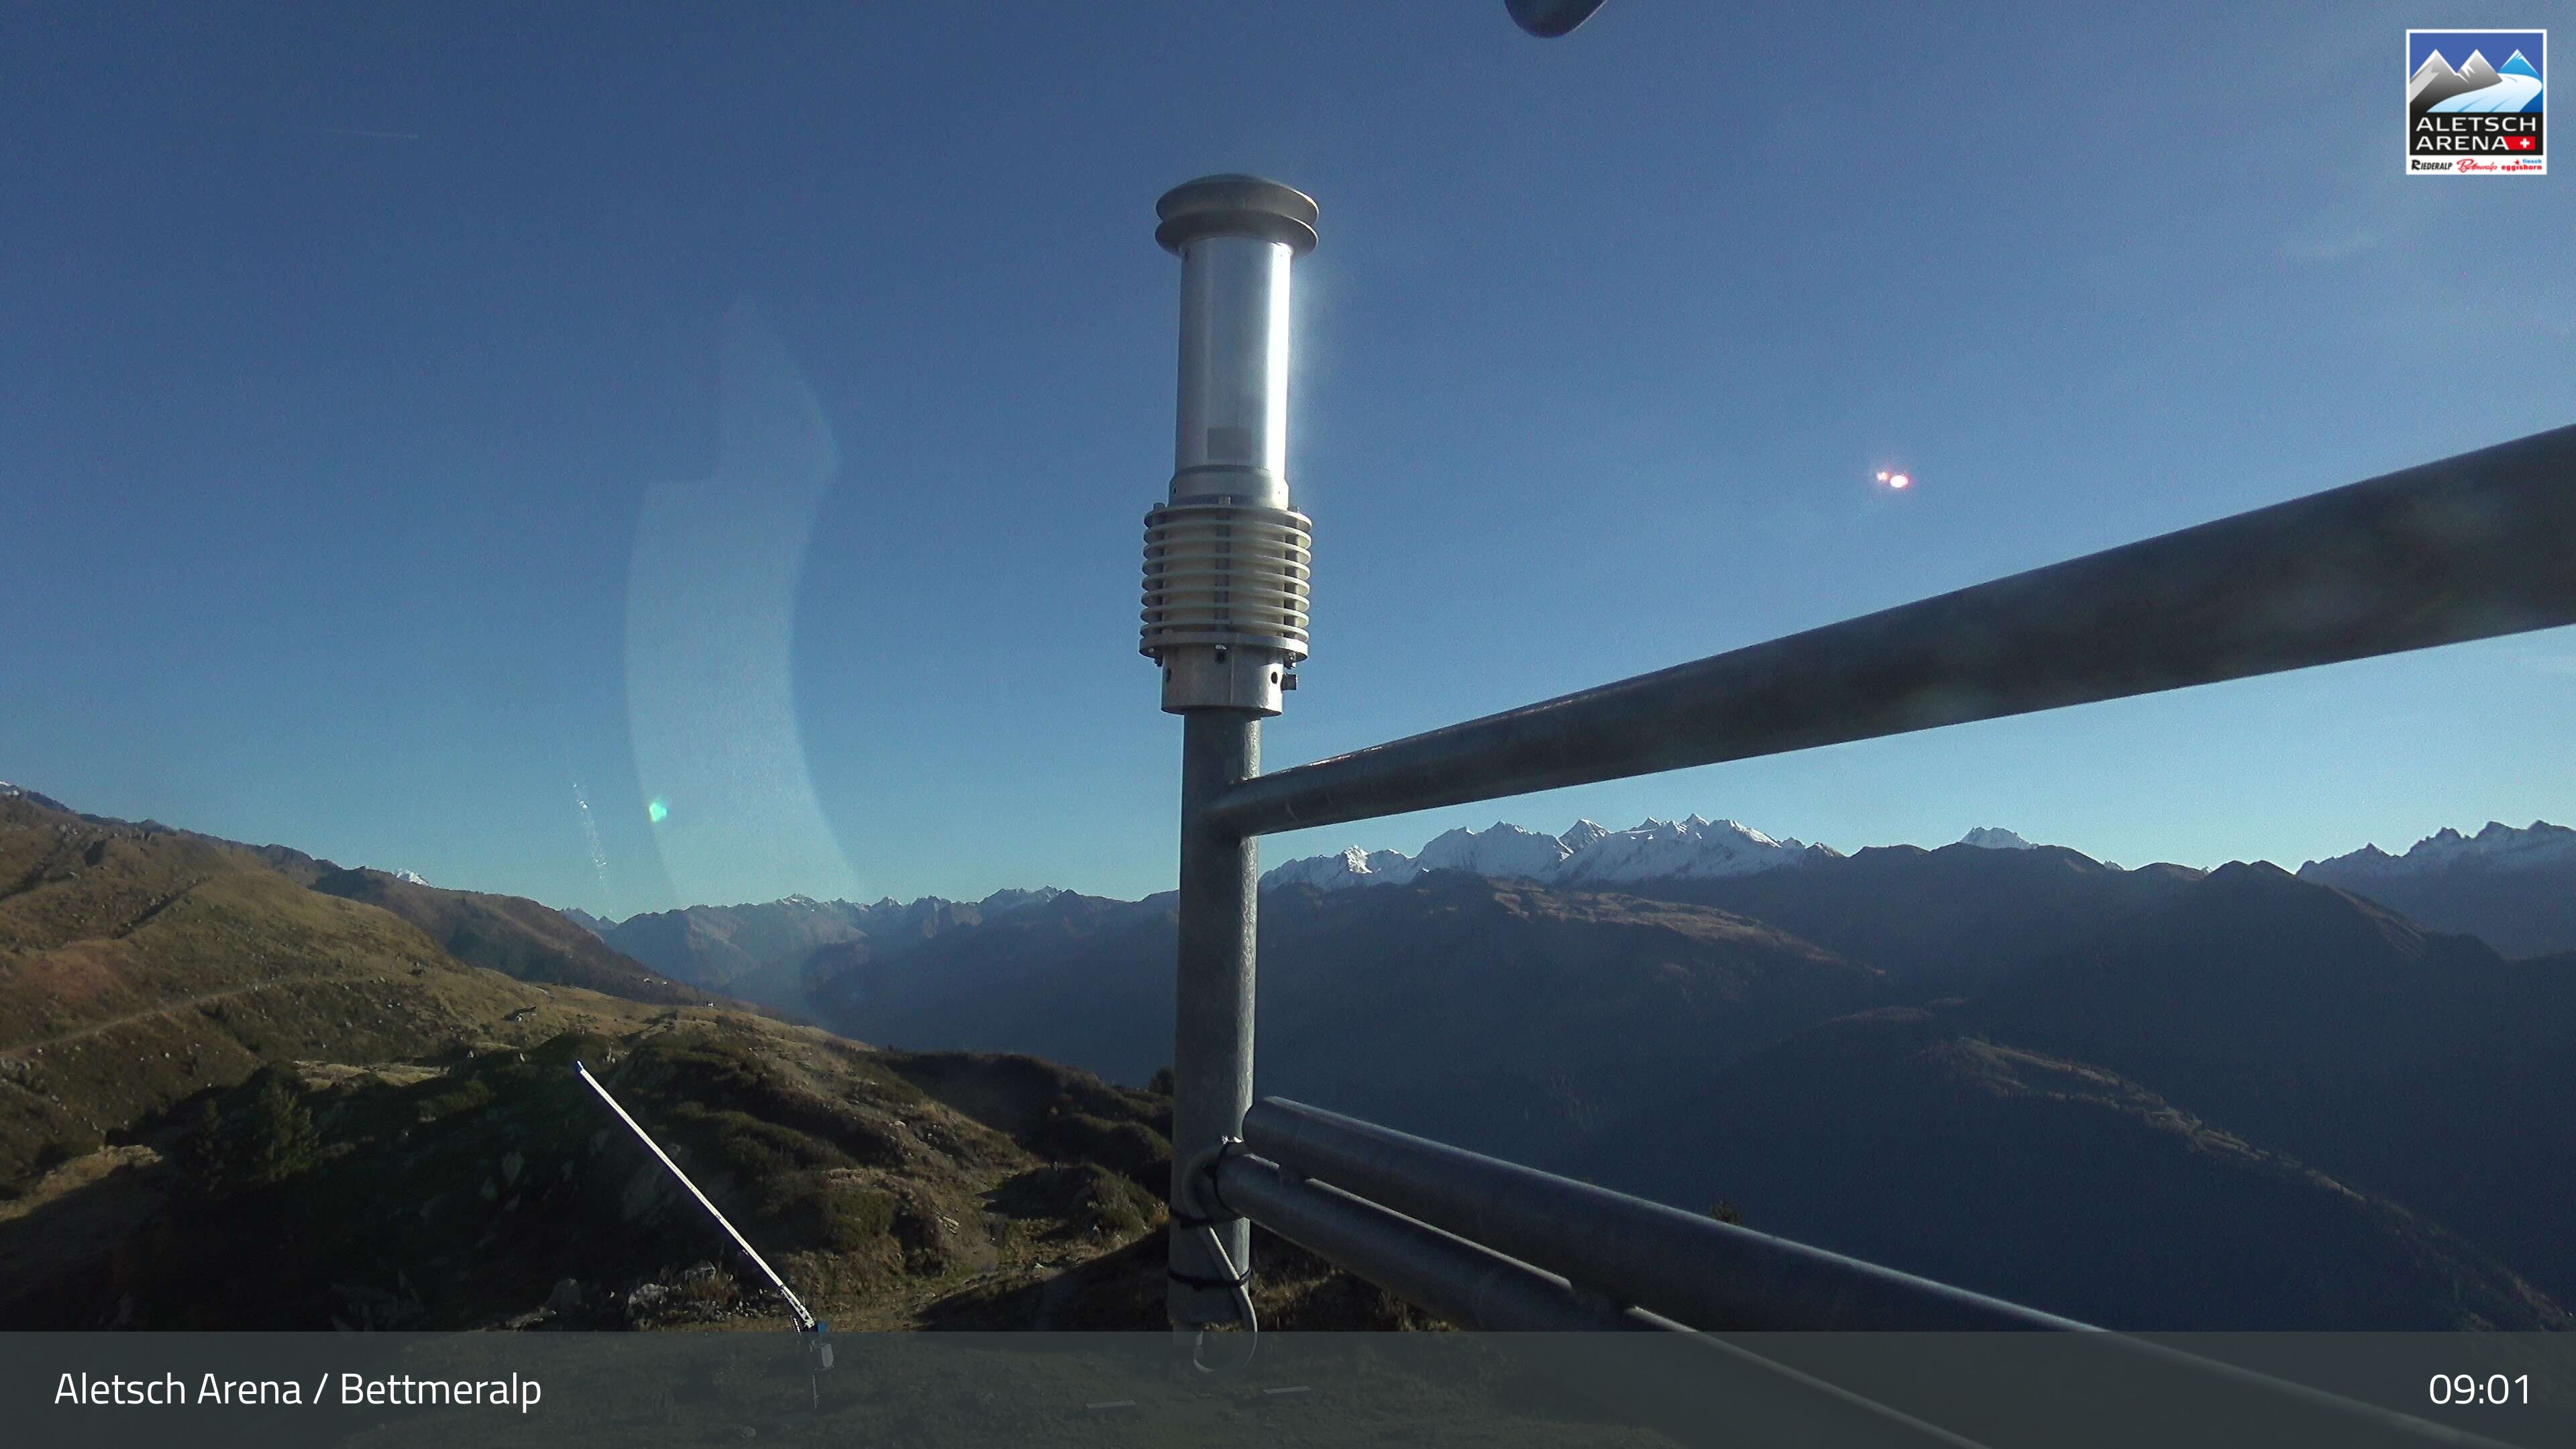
[8,1331,2569,1448]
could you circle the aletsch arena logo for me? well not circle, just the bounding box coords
[2407,30,2546,175]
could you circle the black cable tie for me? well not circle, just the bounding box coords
[1166,1265,1254,1291]
[1197,1139,1245,1222]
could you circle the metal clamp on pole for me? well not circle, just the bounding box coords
[1169,1137,1256,1333]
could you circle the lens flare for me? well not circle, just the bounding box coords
[1888,473,1911,489]
[625,299,860,908]
[647,798,670,824]
[573,782,612,898]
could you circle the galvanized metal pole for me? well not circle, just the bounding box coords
[1169,714,1259,1328]
[1142,175,1318,1328]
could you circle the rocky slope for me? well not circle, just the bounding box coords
[0,1013,1188,1331]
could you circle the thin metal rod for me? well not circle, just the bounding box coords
[1209,423,2576,839]
[575,1060,818,1332]
[1167,711,1260,1327]
[1242,1097,2090,1331]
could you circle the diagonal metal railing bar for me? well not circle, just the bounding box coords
[1209,1152,1652,1332]
[1207,422,2576,840]
[1233,1099,2522,1447]
[1238,1097,2088,1333]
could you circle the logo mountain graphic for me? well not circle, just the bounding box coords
[2410,46,2545,119]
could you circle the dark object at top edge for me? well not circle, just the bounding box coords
[1507,0,1611,38]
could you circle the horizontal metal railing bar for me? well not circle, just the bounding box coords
[1207,1152,1654,1331]
[1241,1097,2094,1332]
[1208,423,2576,839]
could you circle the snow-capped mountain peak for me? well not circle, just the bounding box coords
[1265,812,1834,894]
[978,886,1065,913]
[1413,822,1574,880]
[1552,815,1817,885]
[1262,845,1421,892]
[1958,827,2037,851]
[1558,819,1612,853]
[2302,820,2576,878]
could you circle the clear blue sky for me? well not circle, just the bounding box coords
[8,2,2571,917]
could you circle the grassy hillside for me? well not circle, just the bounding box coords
[0,1011,1162,1329]
[0,789,1410,1332]
[0,1004,1425,1332]
[307,865,703,1006]
[0,792,552,1182]
[0,784,746,1189]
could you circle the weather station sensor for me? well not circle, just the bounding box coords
[1140,175,1317,716]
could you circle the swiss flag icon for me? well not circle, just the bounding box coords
[2503,136,2538,152]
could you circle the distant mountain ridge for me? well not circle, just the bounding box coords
[1261,816,2109,892]
[2299,819,2576,958]
[2302,818,2576,876]
[578,888,1068,1013]
[554,810,2574,987]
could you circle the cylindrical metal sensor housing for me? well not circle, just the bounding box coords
[1142,174,1317,715]
[1174,235,1293,504]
